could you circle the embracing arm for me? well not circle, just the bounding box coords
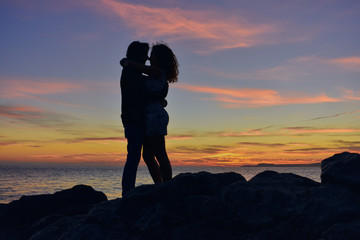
[146,82,168,101]
[120,58,163,78]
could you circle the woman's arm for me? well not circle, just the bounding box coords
[120,58,162,78]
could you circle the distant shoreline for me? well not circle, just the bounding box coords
[241,163,321,167]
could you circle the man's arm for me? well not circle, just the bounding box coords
[120,58,163,78]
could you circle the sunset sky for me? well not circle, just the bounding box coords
[1,0,359,166]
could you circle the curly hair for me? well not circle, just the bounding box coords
[151,42,179,83]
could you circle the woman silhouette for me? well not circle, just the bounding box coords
[120,42,179,183]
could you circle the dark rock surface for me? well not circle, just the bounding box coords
[321,151,360,189]
[0,185,107,240]
[0,152,359,240]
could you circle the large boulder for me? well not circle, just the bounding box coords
[0,185,107,240]
[117,171,246,240]
[321,152,360,189]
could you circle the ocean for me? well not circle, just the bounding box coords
[0,165,321,204]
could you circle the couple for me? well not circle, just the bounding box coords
[120,41,179,196]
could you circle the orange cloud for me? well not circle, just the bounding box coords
[175,84,341,108]
[93,0,278,52]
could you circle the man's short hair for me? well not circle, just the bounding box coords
[126,41,149,61]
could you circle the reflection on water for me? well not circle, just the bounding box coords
[0,165,321,204]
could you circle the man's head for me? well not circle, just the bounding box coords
[126,41,149,64]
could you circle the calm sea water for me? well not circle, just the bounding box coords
[0,165,321,204]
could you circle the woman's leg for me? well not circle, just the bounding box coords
[143,136,163,184]
[153,135,172,181]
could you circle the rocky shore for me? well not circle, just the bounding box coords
[1,152,359,240]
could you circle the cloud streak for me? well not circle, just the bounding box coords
[0,77,117,113]
[344,90,360,101]
[92,0,279,52]
[309,110,360,121]
[0,104,44,120]
[199,54,360,83]
[0,103,78,128]
[75,137,125,143]
[220,129,271,136]
[282,127,360,134]
[328,56,360,71]
[175,84,341,108]
[0,78,84,99]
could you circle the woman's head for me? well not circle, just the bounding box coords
[150,42,179,83]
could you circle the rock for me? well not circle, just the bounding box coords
[321,152,360,189]
[117,171,246,240]
[221,171,321,226]
[1,152,359,240]
[167,171,246,197]
[3,184,107,226]
[321,220,360,240]
[0,185,107,240]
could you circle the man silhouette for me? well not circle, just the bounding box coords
[120,41,149,196]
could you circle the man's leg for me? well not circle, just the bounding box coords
[121,125,143,196]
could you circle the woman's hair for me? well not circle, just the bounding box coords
[151,42,179,83]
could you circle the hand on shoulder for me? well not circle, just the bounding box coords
[120,58,128,67]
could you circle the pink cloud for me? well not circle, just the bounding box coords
[167,135,193,140]
[0,77,117,116]
[329,57,360,71]
[292,55,360,72]
[0,104,44,119]
[175,84,341,108]
[344,90,360,101]
[0,103,78,128]
[92,0,278,52]
[199,55,360,83]
[0,78,84,99]
[331,57,360,64]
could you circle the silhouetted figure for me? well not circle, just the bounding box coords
[120,41,149,196]
[120,42,179,184]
